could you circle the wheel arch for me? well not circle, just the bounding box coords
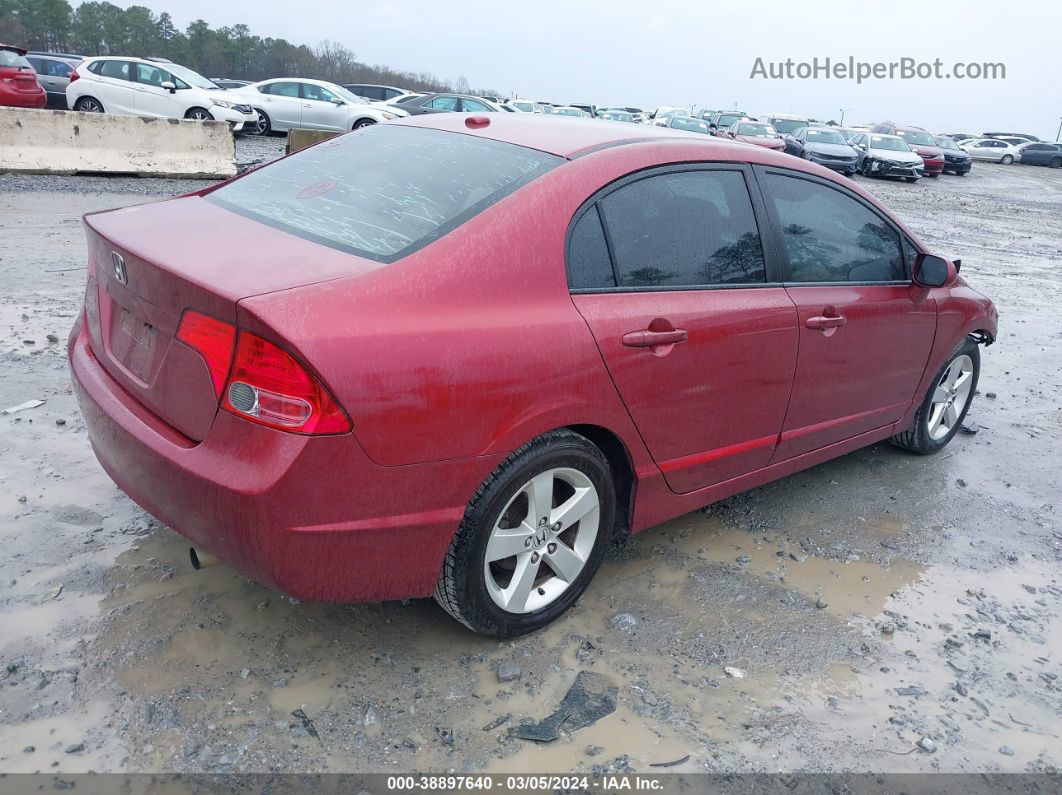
[566,423,636,537]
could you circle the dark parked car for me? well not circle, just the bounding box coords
[1018,142,1062,168]
[782,125,860,175]
[393,93,500,115]
[0,44,46,108]
[69,113,996,637]
[27,51,81,108]
[933,136,973,175]
[343,83,410,102]
[708,110,747,135]
[872,123,944,177]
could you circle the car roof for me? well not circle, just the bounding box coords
[393,112,751,158]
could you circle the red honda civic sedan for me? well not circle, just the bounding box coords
[69,114,997,637]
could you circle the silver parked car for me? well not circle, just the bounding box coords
[26,51,81,109]
[849,132,925,181]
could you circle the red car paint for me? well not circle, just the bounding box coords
[0,44,46,109]
[69,113,997,604]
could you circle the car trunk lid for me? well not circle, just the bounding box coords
[83,195,380,441]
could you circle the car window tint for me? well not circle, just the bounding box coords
[135,63,166,86]
[766,174,905,283]
[568,206,615,289]
[599,170,766,288]
[302,83,338,102]
[270,82,300,98]
[429,96,459,110]
[461,98,490,112]
[99,60,130,80]
[51,60,72,77]
[27,56,43,71]
[206,125,563,263]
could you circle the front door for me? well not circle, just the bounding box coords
[568,166,799,494]
[131,62,183,118]
[299,82,345,130]
[757,169,937,462]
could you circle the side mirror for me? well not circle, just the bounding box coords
[914,253,955,288]
[161,80,176,93]
[331,98,345,105]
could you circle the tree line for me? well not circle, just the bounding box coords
[0,0,496,95]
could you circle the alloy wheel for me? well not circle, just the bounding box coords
[926,354,974,440]
[483,468,600,614]
[188,109,212,121]
[77,99,102,112]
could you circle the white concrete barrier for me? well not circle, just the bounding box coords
[0,108,236,178]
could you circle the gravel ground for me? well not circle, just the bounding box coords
[0,151,1059,775]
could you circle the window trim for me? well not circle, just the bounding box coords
[753,164,918,287]
[565,162,782,294]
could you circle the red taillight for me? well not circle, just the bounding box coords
[68,69,79,83]
[220,332,351,435]
[175,311,237,397]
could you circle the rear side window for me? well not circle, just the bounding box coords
[0,49,31,69]
[568,207,615,289]
[766,173,905,283]
[206,125,563,263]
[98,60,130,80]
[597,170,766,288]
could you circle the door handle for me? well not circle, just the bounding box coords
[622,329,688,348]
[806,314,847,331]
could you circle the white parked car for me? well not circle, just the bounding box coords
[960,138,1022,164]
[504,98,540,113]
[230,78,406,135]
[549,105,588,117]
[649,106,688,126]
[66,57,257,130]
[848,132,925,181]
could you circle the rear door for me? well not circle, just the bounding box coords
[91,60,137,114]
[756,168,936,462]
[258,81,302,128]
[569,165,799,494]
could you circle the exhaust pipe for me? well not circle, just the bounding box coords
[189,547,220,570]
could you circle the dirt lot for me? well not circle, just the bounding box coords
[0,139,1059,776]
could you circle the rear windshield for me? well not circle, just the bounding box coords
[0,49,31,69]
[206,125,563,262]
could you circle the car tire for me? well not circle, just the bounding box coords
[861,159,874,177]
[1049,157,1061,169]
[1001,155,1014,165]
[433,429,616,638]
[352,118,377,130]
[890,337,980,456]
[73,96,104,113]
[185,107,213,121]
[252,110,271,136]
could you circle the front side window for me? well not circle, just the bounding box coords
[206,125,562,263]
[461,98,491,112]
[302,83,339,102]
[597,170,766,288]
[766,173,905,283]
[135,63,166,87]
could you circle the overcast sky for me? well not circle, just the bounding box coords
[163,0,1059,139]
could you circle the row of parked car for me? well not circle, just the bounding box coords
[5,44,1061,178]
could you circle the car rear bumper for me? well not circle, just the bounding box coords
[0,90,47,108]
[69,316,493,603]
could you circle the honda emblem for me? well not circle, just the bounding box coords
[111,251,127,285]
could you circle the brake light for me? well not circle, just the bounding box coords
[175,311,236,397]
[68,69,79,83]
[221,332,351,435]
